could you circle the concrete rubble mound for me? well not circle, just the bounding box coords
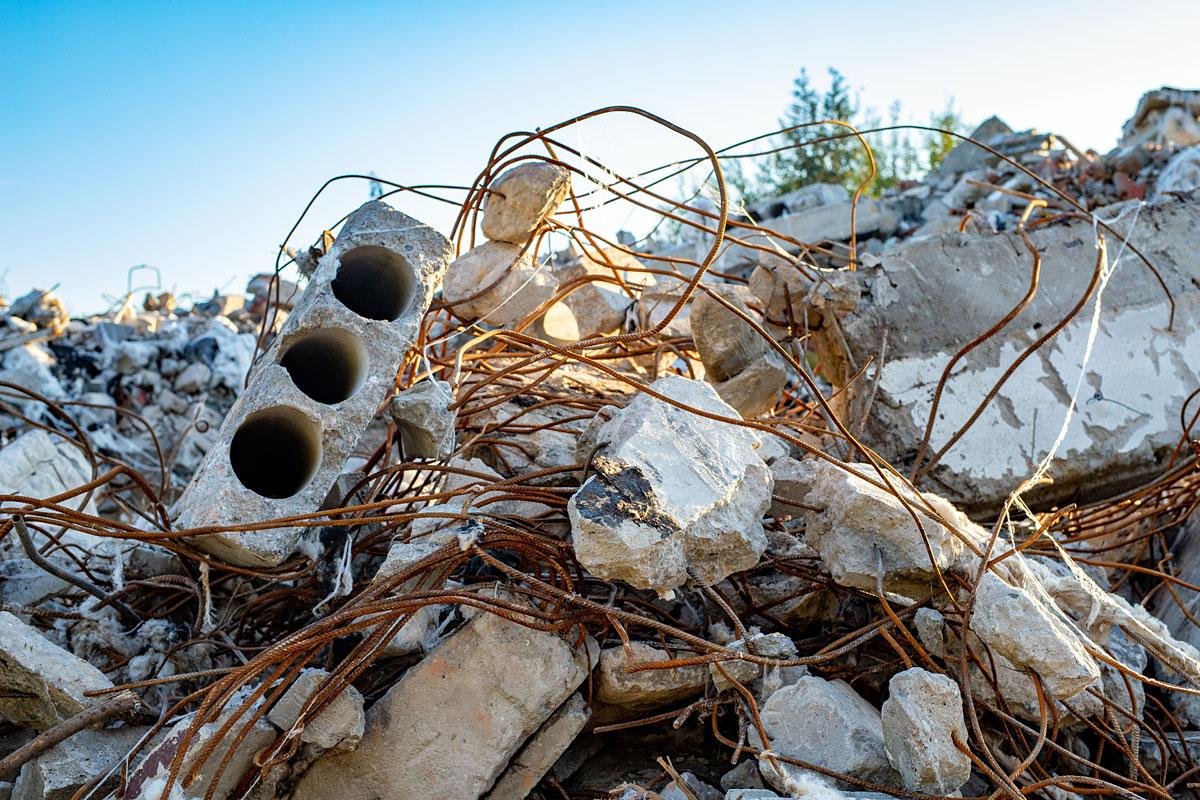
[2,87,1200,800]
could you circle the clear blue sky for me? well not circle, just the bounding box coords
[3,0,1199,313]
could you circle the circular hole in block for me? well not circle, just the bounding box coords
[331,245,415,321]
[230,407,320,499]
[279,328,366,405]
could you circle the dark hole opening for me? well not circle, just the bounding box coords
[279,329,365,405]
[331,245,415,321]
[230,407,320,499]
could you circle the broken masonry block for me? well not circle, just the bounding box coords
[174,200,451,567]
[0,611,115,729]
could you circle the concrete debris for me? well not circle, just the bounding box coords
[6,85,1200,800]
[568,374,772,595]
[442,240,558,327]
[709,630,797,693]
[971,571,1102,700]
[594,642,707,721]
[388,379,456,458]
[661,772,722,800]
[1158,144,1200,195]
[541,247,651,342]
[481,162,572,245]
[880,668,970,794]
[803,460,986,600]
[749,675,897,792]
[1120,87,1200,148]
[175,200,452,567]
[12,726,148,800]
[266,668,365,753]
[124,694,277,800]
[0,612,114,729]
[291,605,596,800]
[483,693,590,800]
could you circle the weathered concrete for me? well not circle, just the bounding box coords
[929,116,1013,178]
[481,162,571,245]
[880,668,970,794]
[594,642,707,721]
[175,200,451,566]
[767,456,819,518]
[442,240,558,328]
[661,772,722,800]
[750,675,897,792]
[1158,145,1200,195]
[691,285,768,382]
[541,247,650,342]
[388,379,456,458]
[291,609,596,800]
[709,631,796,693]
[12,726,148,800]
[804,461,986,600]
[125,697,277,800]
[0,429,98,542]
[483,692,590,800]
[267,668,365,753]
[842,197,1200,515]
[0,611,115,729]
[971,571,1101,700]
[569,375,772,596]
[711,352,788,419]
[1121,87,1200,147]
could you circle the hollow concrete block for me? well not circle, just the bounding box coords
[175,200,451,566]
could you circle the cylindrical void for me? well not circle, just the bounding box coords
[229,407,321,499]
[279,328,367,405]
[331,245,416,321]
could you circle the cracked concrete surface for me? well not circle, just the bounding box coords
[843,196,1200,515]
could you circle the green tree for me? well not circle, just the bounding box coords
[925,98,967,172]
[754,69,971,201]
[766,68,866,196]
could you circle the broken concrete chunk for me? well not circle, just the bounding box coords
[803,461,985,599]
[569,375,772,595]
[661,772,722,800]
[12,726,148,800]
[709,631,796,693]
[0,429,97,530]
[842,197,1200,515]
[1158,145,1200,195]
[125,696,277,800]
[595,642,707,721]
[389,379,456,458]
[292,609,596,800]
[483,692,590,800]
[931,116,1013,177]
[712,351,788,419]
[0,611,115,729]
[175,200,452,568]
[267,668,365,753]
[482,162,572,244]
[442,240,558,327]
[541,247,649,342]
[880,668,970,794]
[767,456,819,517]
[691,285,768,382]
[971,571,1101,700]
[720,760,766,791]
[1121,87,1200,148]
[750,675,896,792]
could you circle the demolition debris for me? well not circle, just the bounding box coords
[1,87,1200,800]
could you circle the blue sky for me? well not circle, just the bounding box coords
[3,0,1199,313]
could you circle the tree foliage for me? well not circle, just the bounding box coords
[755,68,968,199]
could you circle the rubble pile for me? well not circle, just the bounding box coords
[1,88,1199,800]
